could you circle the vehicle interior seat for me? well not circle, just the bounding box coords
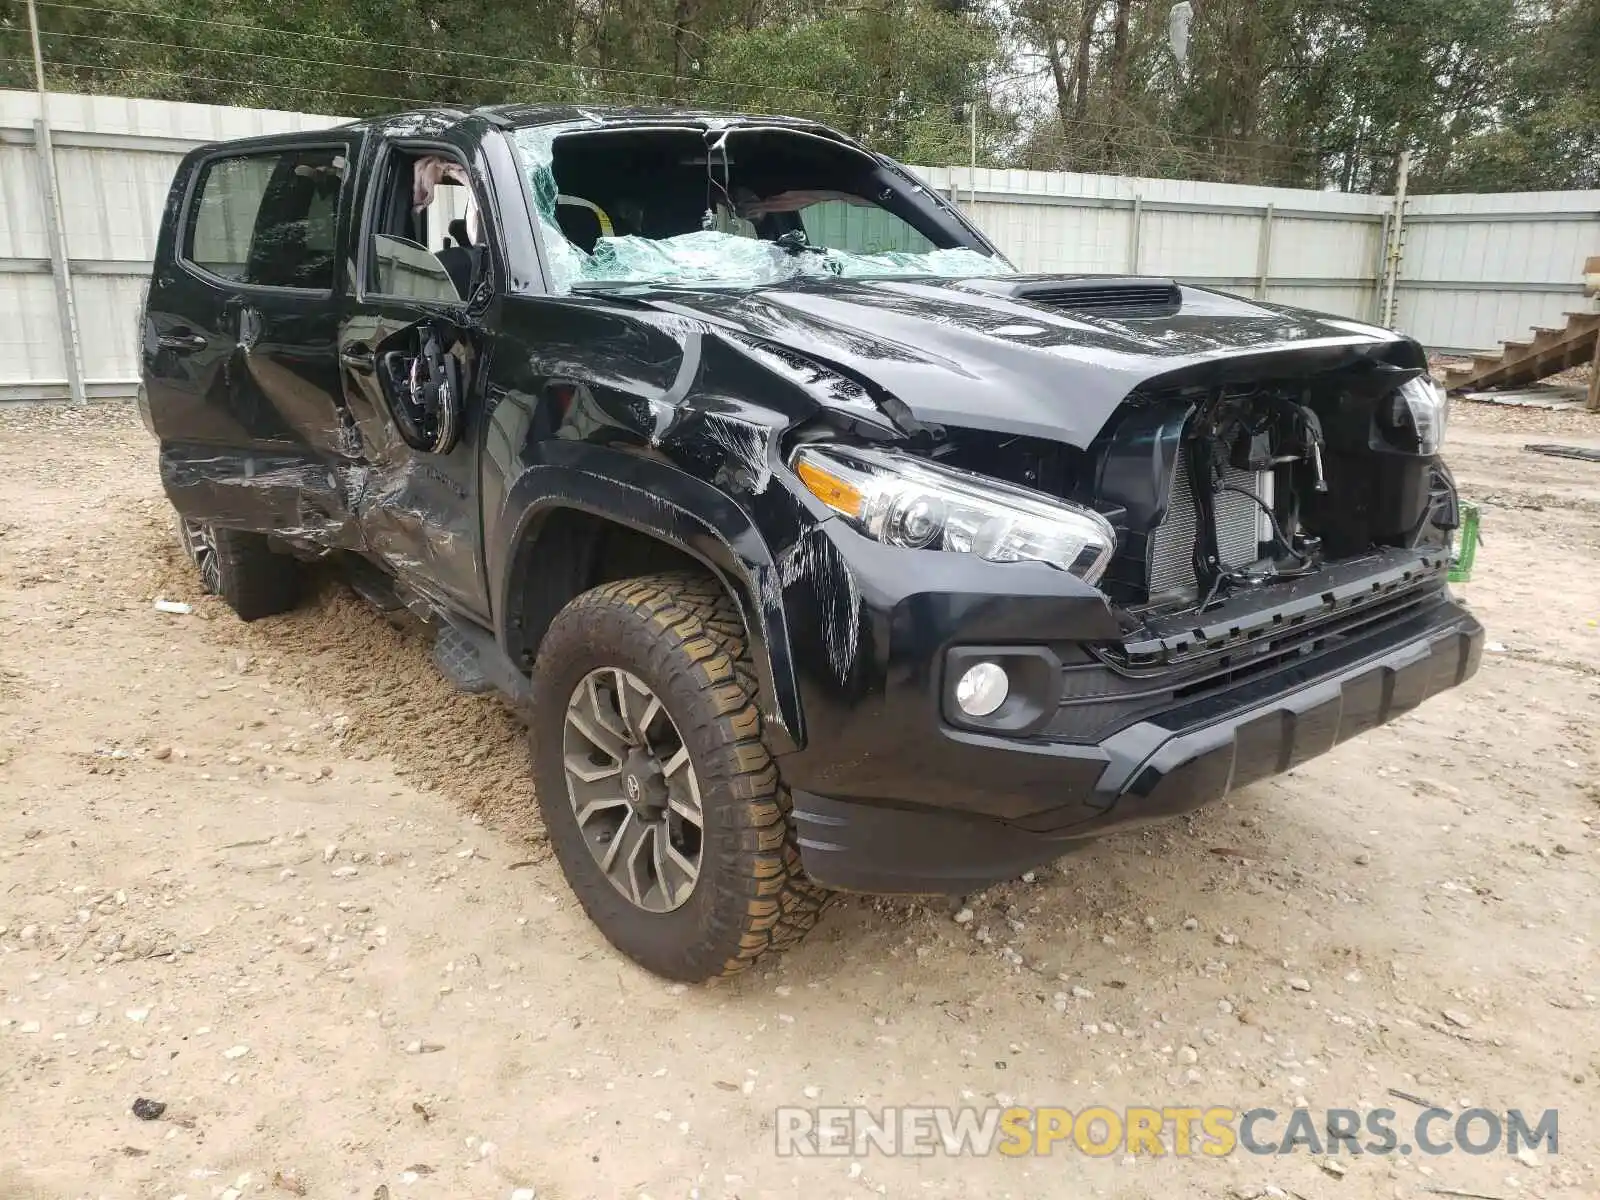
[434,216,482,299]
[555,195,616,253]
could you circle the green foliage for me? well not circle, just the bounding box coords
[0,0,1592,191]
[1442,0,1600,191]
[689,4,996,161]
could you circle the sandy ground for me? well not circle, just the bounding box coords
[0,400,1597,1200]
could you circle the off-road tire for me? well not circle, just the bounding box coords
[530,570,831,981]
[177,517,301,622]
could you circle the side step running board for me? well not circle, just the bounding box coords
[431,619,533,709]
[344,557,407,612]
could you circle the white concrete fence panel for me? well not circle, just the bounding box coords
[3,89,1597,402]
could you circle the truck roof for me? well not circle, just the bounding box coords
[343,104,853,140]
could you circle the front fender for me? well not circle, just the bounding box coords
[490,442,804,753]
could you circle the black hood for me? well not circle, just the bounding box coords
[636,276,1416,446]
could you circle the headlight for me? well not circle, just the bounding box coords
[1383,376,1449,454]
[790,443,1117,583]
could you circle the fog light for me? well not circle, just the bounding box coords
[955,662,1009,717]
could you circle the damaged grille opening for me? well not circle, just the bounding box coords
[1105,551,1452,672]
[1086,357,1453,621]
[1042,577,1448,743]
[792,351,1453,673]
[1137,391,1330,615]
[1146,450,1269,601]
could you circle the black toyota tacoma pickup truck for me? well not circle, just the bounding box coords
[139,105,1482,981]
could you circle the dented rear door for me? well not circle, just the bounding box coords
[146,133,365,541]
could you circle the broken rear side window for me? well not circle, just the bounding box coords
[509,124,1013,292]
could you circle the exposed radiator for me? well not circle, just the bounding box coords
[1148,453,1270,599]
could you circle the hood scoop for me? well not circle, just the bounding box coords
[963,275,1183,320]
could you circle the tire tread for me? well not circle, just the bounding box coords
[533,570,831,980]
[210,526,301,621]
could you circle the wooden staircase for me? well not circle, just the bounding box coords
[1443,255,1600,409]
[1441,308,1600,408]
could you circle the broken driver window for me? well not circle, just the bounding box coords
[364,148,487,302]
[510,123,1012,292]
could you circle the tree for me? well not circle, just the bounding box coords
[1443,0,1600,190]
[0,0,1591,191]
[689,1,999,162]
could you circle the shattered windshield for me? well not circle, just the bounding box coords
[510,124,1012,292]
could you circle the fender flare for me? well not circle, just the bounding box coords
[490,447,804,754]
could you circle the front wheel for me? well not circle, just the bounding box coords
[530,572,830,981]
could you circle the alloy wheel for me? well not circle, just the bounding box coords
[562,667,704,913]
[179,518,221,594]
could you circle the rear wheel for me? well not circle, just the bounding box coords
[177,517,301,621]
[530,571,830,981]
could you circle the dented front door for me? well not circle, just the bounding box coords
[336,134,496,620]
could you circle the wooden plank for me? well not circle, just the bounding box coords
[1589,329,1600,412]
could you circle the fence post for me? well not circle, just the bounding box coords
[968,98,978,210]
[28,0,87,404]
[1380,150,1411,328]
[1255,203,1276,299]
[1373,211,1391,324]
[1127,195,1143,274]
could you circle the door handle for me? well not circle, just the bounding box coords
[157,333,207,352]
[341,346,376,371]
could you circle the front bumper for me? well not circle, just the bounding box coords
[777,526,1482,894]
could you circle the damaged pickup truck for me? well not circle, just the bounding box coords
[140,105,1482,981]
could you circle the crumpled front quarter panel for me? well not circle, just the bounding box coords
[482,295,853,746]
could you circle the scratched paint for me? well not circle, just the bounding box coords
[698,413,775,494]
[776,525,862,686]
